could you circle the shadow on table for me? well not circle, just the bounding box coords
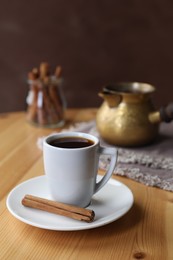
[94,202,141,234]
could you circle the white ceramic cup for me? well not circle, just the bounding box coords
[43,132,118,207]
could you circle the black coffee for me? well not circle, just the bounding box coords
[49,136,94,148]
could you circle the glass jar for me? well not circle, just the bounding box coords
[26,63,66,128]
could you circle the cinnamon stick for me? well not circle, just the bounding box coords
[26,72,39,123]
[39,62,50,79]
[36,88,48,125]
[22,195,95,223]
[55,66,62,78]
[48,84,64,119]
[41,86,59,123]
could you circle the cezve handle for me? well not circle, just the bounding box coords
[160,102,173,123]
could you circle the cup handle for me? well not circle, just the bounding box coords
[94,146,118,194]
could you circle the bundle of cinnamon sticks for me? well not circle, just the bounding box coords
[26,62,66,127]
[22,195,95,223]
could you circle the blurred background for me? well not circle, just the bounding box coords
[0,0,173,112]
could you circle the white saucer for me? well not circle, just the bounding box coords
[6,175,134,231]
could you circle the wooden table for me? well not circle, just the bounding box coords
[1,109,173,260]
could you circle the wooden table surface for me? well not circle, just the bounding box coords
[1,109,173,260]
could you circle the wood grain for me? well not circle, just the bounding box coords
[0,109,173,260]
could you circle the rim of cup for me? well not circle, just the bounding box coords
[44,132,99,150]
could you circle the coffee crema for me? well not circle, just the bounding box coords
[49,136,95,149]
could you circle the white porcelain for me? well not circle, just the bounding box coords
[6,175,134,231]
[43,132,118,207]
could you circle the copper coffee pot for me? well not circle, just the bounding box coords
[96,82,173,147]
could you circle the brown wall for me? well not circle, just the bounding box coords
[0,0,173,112]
